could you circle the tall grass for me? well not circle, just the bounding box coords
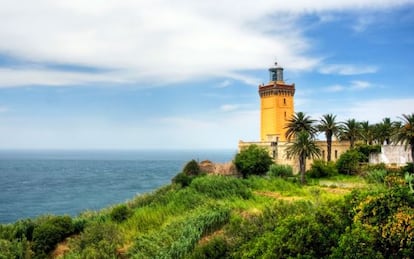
[129,206,230,258]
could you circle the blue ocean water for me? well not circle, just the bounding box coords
[0,149,235,224]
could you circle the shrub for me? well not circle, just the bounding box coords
[32,215,74,255]
[365,169,387,184]
[234,145,273,178]
[190,176,252,199]
[307,160,338,178]
[183,159,201,176]
[355,144,381,162]
[403,162,414,174]
[267,164,293,178]
[69,221,122,258]
[336,149,362,175]
[110,204,132,222]
[191,236,228,259]
[172,172,193,187]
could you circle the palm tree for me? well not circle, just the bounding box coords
[395,113,414,163]
[317,114,340,162]
[340,119,361,148]
[360,121,375,145]
[285,112,317,141]
[286,131,321,184]
[376,117,394,145]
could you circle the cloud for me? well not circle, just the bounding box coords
[350,80,371,90]
[345,98,414,122]
[216,80,232,88]
[352,16,376,32]
[0,0,409,87]
[220,104,239,112]
[325,84,345,92]
[323,80,372,92]
[319,64,379,75]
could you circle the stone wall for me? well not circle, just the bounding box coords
[199,160,240,176]
[238,140,350,173]
[369,145,412,166]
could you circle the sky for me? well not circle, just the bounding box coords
[0,0,413,150]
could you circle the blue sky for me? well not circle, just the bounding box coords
[0,1,413,149]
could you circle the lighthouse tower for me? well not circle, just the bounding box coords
[259,63,295,142]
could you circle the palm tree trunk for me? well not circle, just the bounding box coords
[327,133,332,162]
[300,153,306,184]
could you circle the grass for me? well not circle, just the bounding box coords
[1,173,384,258]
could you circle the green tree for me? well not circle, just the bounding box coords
[360,121,375,145]
[336,149,361,175]
[285,111,317,141]
[234,145,273,178]
[183,159,201,176]
[317,114,340,161]
[286,131,321,184]
[377,117,395,145]
[340,119,361,148]
[395,113,414,163]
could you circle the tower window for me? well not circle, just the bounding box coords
[335,150,338,159]
[322,150,325,160]
[283,98,286,105]
[284,111,286,119]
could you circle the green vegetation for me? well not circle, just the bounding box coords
[286,131,321,184]
[267,164,293,178]
[234,144,273,178]
[2,156,414,258]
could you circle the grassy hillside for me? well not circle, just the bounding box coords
[1,168,413,258]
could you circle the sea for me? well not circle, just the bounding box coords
[0,149,236,224]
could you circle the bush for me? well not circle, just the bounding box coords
[365,169,387,184]
[355,144,381,162]
[267,164,293,178]
[190,176,251,199]
[191,236,228,259]
[307,160,338,178]
[70,221,122,258]
[32,215,74,255]
[110,204,133,222]
[336,149,362,175]
[234,145,273,178]
[172,172,193,187]
[183,159,201,176]
[403,162,414,174]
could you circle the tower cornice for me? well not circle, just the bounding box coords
[258,82,295,97]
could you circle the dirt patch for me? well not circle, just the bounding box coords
[320,187,352,195]
[117,243,133,259]
[254,191,302,201]
[52,240,70,258]
[198,229,225,246]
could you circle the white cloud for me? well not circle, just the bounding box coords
[216,80,232,88]
[350,80,371,90]
[319,64,378,75]
[220,104,239,112]
[345,98,414,123]
[0,0,408,87]
[325,84,345,92]
[352,16,376,32]
[323,81,372,92]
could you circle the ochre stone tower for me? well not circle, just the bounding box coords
[259,63,295,142]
